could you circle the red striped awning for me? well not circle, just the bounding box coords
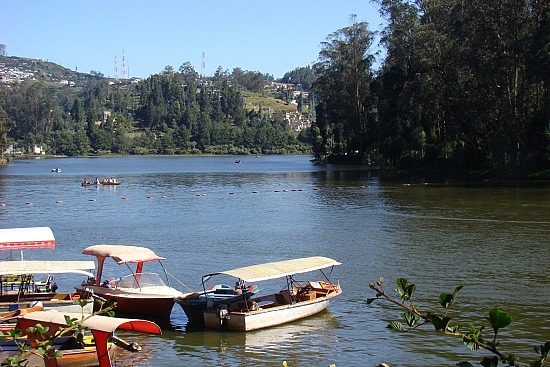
[0,227,55,250]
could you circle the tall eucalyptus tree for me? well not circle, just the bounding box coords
[313,15,377,159]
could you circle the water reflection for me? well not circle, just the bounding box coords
[166,311,342,366]
[0,157,548,366]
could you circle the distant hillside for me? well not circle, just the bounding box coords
[243,91,298,114]
[0,55,101,86]
[0,55,308,117]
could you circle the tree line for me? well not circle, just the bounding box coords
[311,1,548,176]
[0,64,308,159]
[1,0,548,176]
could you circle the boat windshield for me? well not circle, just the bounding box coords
[117,272,166,289]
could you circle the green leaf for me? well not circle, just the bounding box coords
[387,321,404,332]
[396,278,408,293]
[426,313,451,331]
[463,324,484,351]
[395,278,415,301]
[366,298,376,305]
[487,308,511,332]
[401,311,420,327]
[439,292,454,309]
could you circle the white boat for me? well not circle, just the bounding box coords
[75,244,192,319]
[0,227,95,311]
[200,256,342,331]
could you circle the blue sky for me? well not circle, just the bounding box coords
[2,1,385,79]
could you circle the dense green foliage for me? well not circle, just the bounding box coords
[1,0,548,176]
[0,89,14,163]
[280,66,316,91]
[0,64,307,156]
[311,1,549,176]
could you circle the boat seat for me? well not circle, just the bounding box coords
[275,293,288,305]
[229,300,259,312]
[34,274,53,292]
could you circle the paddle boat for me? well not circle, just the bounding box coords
[1,311,161,367]
[100,178,120,186]
[75,245,192,319]
[191,256,342,331]
[0,227,95,312]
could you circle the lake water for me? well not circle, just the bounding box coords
[0,155,548,366]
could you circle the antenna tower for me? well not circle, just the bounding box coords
[201,52,206,78]
[121,49,127,79]
[114,55,118,81]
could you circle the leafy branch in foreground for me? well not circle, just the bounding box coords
[0,298,115,366]
[367,277,549,367]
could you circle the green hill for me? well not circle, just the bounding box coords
[0,55,102,86]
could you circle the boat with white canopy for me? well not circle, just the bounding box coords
[75,244,193,319]
[192,256,342,331]
[0,227,95,307]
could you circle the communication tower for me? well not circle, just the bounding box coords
[121,49,127,79]
[114,55,118,81]
[201,52,206,78]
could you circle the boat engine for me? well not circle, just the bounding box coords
[216,304,230,325]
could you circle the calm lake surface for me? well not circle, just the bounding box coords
[0,155,548,366]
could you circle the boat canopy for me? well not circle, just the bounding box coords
[204,256,341,283]
[82,245,165,264]
[0,260,95,277]
[17,311,162,367]
[17,311,162,335]
[0,227,55,251]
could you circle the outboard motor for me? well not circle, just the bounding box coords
[216,304,230,327]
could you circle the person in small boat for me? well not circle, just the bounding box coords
[94,177,99,185]
[83,178,90,185]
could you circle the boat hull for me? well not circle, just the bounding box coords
[76,286,177,319]
[203,289,341,332]
[177,290,252,326]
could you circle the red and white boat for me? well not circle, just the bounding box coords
[75,244,192,319]
[7,311,161,367]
